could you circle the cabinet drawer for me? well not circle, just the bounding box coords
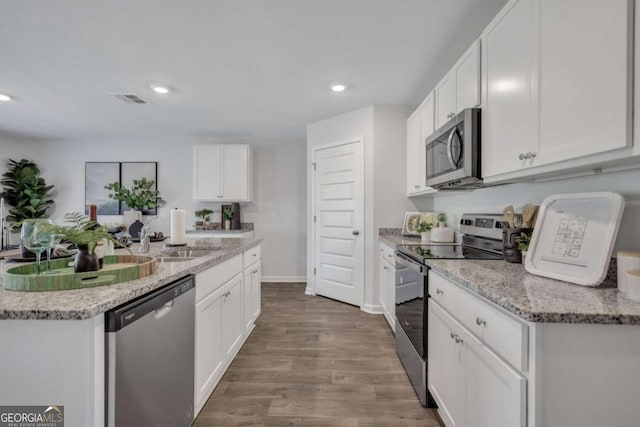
[379,242,396,265]
[243,245,261,268]
[429,271,528,371]
[196,254,243,303]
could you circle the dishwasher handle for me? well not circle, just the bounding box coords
[106,275,195,332]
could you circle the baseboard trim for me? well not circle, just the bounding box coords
[262,276,307,283]
[304,287,315,296]
[361,303,383,314]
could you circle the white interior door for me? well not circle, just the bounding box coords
[313,139,364,307]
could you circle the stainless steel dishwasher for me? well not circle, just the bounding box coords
[106,275,195,427]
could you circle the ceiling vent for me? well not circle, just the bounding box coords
[109,93,150,104]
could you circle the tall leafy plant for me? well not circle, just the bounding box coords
[0,159,55,231]
[105,177,165,211]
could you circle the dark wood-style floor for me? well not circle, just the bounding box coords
[194,283,440,426]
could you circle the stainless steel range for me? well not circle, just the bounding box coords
[394,213,504,407]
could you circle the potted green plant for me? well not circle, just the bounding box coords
[195,208,214,226]
[105,177,166,228]
[437,213,447,228]
[43,212,122,273]
[0,159,55,231]
[515,232,532,259]
[417,221,433,243]
[0,159,55,254]
[222,208,233,230]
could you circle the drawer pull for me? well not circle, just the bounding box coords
[436,289,444,295]
[476,317,487,326]
[454,336,464,344]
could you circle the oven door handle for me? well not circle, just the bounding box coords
[395,252,428,275]
[446,127,460,169]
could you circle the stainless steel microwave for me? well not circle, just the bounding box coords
[425,108,482,189]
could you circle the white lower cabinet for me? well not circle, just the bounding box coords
[194,244,262,415]
[428,300,465,427]
[243,260,262,334]
[195,280,227,412]
[378,242,396,331]
[429,290,526,427]
[221,274,244,361]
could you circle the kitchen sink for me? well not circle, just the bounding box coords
[158,257,195,263]
[163,249,216,258]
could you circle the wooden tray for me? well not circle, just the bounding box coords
[2,255,157,292]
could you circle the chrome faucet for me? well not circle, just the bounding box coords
[139,217,158,255]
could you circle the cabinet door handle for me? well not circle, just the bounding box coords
[383,266,388,270]
[352,230,360,236]
[519,153,526,161]
[530,152,536,159]
[414,185,420,189]
[252,253,257,257]
[476,317,486,326]
[436,288,444,295]
[454,336,464,344]
[450,332,456,339]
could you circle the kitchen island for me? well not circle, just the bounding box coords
[0,237,262,427]
[380,231,640,427]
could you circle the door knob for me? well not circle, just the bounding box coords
[352,230,360,236]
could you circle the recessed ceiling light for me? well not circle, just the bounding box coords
[331,84,346,92]
[151,85,170,94]
[0,94,12,102]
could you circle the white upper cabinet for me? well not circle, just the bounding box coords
[536,0,632,164]
[407,92,436,196]
[481,0,537,178]
[406,110,421,195]
[193,144,253,202]
[482,0,633,181]
[435,40,481,130]
[435,73,456,129]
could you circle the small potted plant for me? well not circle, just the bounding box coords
[515,232,532,259]
[437,213,447,228]
[43,212,122,273]
[417,221,433,243]
[105,177,166,228]
[222,208,233,231]
[195,208,214,226]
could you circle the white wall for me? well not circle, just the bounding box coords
[427,168,640,251]
[307,105,412,312]
[23,138,306,281]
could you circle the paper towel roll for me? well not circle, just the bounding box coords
[170,208,186,245]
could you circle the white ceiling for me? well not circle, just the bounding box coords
[0,0,506,141]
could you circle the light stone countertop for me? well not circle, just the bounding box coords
[379,229,640,324]
[0,237,262,320]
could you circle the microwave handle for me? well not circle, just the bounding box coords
[446,127,460,169]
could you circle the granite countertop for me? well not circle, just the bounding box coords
[186,228,253,234]
[0,237,262,320]
[379,229,640,324]
[378,228,425,247]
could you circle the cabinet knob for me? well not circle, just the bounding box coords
[436,288,444,295]
[450,332,456,339]
[383,266,388,270]
[454,336,464,344]
[414,185,420,189]
[530,152,536,159]
[519,153,526,161]
[476,317,486,326]
[352,230,360,236]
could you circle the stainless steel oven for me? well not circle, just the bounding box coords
[394,214,505,408]
[394,252,435,407]
[425,108,481,189]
